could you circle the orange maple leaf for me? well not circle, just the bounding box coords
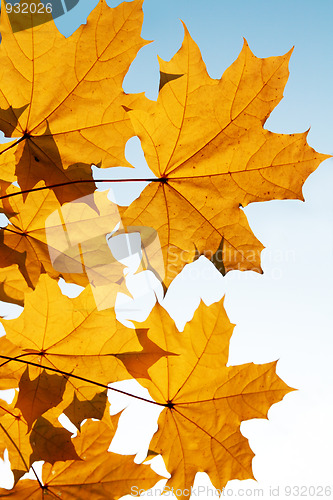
[0,0,149,203]
[0,393,80,484]
[119,28,329,286]
[0,274,172,402]
[136,300,294,497]
[0,411,162,499]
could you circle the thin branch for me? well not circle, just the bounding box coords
[0,355,166,408]
[0,177,163,201]
[0,226,22,235]
[0,352,38,370]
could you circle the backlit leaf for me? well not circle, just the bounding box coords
[0,274,172,394]
[0,413,162,498]
[0,0,149,191]
[137,300,294,497]
[120,29,329,285]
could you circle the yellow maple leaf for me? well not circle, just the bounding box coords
[119,28,330,286]
[136,300,294,497]
[0,0,149,202]
[0,394,80,484]
[0,413,161,499]
[0,274,172,399]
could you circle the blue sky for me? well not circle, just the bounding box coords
[1,0,332,496]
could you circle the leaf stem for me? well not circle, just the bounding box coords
[30,465,44,491]
[0,134,27,156]
[0,422,44,489]
[0,355,166,408]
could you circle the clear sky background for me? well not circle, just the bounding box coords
[0,0,332,497]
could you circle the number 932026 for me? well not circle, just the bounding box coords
[5,2,53,14]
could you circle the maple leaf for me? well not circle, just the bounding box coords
[136,300,294,497]
[0,274,172,403]
[0,0,149,202]
[0,412,162,499]
[119,28,329,286]
[0,394,80,484]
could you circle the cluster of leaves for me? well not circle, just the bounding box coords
[0,0,329,498]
